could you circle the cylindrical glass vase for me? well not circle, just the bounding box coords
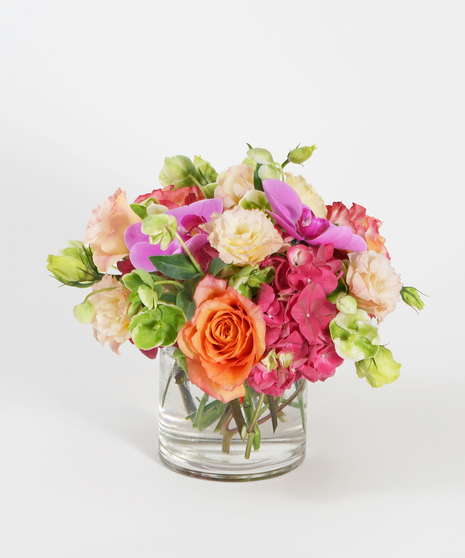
[158,347,307,481]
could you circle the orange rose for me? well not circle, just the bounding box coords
[177,275,266,403]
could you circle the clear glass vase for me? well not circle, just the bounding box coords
[158,347,307,481]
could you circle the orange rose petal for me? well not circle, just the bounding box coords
[186,357,245,404]
[194,275,228,307]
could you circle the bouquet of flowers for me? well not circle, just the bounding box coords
[47,144,424,461]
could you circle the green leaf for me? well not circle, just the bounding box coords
[208,257,227,277]
[253,164,263,192]
[128,301,142,317]
[176,290,196,320]
[122,272,145,291]
[130,203,148,219]
[149,254,202,280]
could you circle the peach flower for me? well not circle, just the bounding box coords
[214,164,255,209]
[326,202,389,257]
[84,189,141,272]
[346,251,402,322]
[202,206,284,266]
[91,275,131,354]
[177,275,266,403]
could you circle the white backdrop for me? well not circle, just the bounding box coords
[1,1,464,556]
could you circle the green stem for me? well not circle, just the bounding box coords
[245,432,254,460]
[214,404,231,433]
[229,398,247,441]
[298,382,306,433]
[267,394,279,433]
[154,280,185,290]
[281,158,290,169]
[84,287,116,302]
[189,174,204,189]
[192,393,209,428]
[174,232,204,275]
[161,370,174,408]
[247,393,265,433]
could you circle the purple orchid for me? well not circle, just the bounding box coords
[262,179,367,252]
[125,198,223,272]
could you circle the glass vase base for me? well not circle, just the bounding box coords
[158,438,306,482]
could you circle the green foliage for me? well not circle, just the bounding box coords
[149,254,202,280]
[129,304,186,350]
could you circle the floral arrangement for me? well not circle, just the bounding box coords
[47,144,425,458]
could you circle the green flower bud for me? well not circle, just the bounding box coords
[242,157,257,169]
[246,148,274,165]
[330,309,380,361]
[159,155,198,189]
[47,241,101,287]
[228,265,275,294]
[73,300,95,324]
[199,182,218,199]
[258,163,282,180]
[194,156,218,185]
[239,190,272,212]
[336,295,357,314]
[355,346,401,388]
[288,145,317,164]
[401,286,426,313]
[141,214,178,250]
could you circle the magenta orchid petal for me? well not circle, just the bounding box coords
[126,198,223,272]
[262,178,367,252]
[129,238,182,271]
[184,233,209,253]
[263,179,303,222]
[125,222,146,251]
[309,222,367,251]
[166,197,223,223]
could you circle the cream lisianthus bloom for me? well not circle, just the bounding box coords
[284,172,327,218]
[91,275,131,354]
[202,206,283,266]
[214,164,255,209]
[346,251,402,322]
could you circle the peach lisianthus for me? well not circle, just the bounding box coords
[91,275,131,354]
[214,164,255,209]
[84,189,141,272]
[202,206,284,266]
[346,251,402,322]
[177,275,266,403]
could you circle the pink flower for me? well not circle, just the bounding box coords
[287,244,342,295]
[326,202,389,258]
[84,189,141,272]
[346,250,402,321]
[290,283,337,344]
[90,275,131,354]
[134,184,204,210]
[248,360,297,397]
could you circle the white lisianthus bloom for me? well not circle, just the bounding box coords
[284,172,327,218]
[202,206,284,266]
